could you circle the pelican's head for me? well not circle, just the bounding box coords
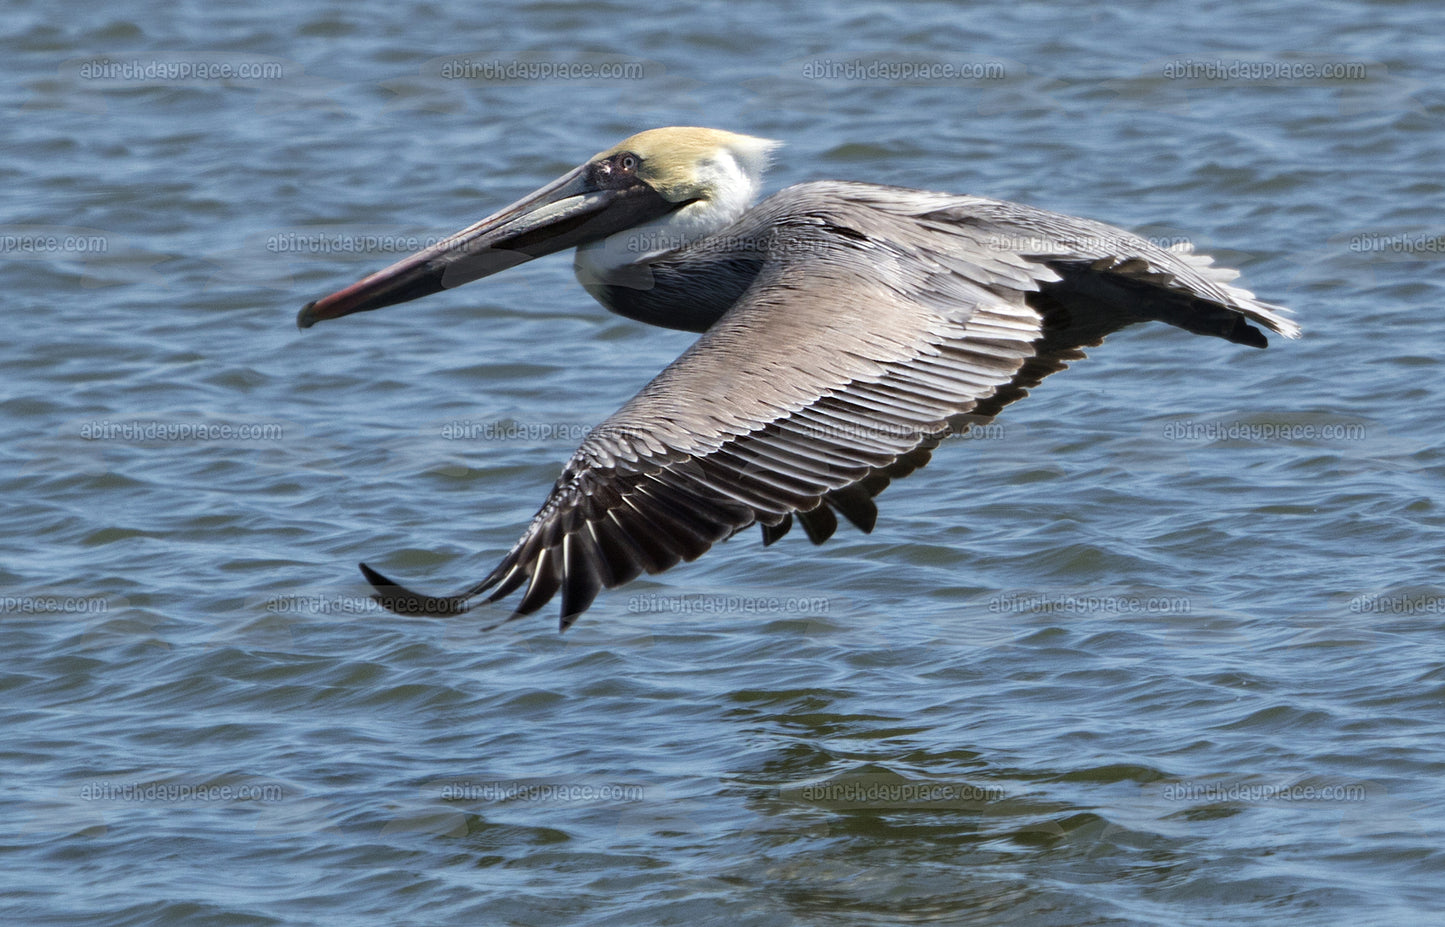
[297,127,779,328]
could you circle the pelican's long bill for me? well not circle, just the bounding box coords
[296,156,679,329]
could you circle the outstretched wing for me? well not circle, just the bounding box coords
[363,183,1299,629]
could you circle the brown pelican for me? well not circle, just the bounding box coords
[297,127,1299,630]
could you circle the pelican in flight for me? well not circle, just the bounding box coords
[298,127,1299,630]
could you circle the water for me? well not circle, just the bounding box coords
[4,1,1444,924]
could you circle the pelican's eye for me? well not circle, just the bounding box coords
[589,151,643,189]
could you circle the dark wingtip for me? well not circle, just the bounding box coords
[760,515,793,547]
[359,562,469,616]
[797,504,839,545]
[1230,318,1269,349]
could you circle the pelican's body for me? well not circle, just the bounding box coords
[298,127,1299,630]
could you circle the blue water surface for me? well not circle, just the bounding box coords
[3,1,1444,924]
